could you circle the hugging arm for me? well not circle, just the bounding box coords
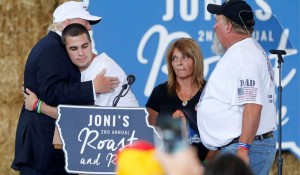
[24,88,58,119]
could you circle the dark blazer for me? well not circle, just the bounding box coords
[12,31,94,174]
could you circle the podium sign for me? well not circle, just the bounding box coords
[57,105,156,174]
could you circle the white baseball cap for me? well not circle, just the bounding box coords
[53,1,101,25]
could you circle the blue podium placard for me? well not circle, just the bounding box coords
[57,105,157,174]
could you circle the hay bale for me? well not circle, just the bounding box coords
[0,102,22,175]
[0,56,24,103]
[0,1,52,104]
[270,152,300,175]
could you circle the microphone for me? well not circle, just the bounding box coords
[269,49,286,64]
[112,74,136,107]
[269,50,286,55]
[127,75,135,85]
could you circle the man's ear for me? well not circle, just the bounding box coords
[225,22,233,34]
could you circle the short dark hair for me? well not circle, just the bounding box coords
[61,23,91,45]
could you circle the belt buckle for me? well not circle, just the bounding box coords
[259,134,264,140]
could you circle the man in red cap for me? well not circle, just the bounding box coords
[197,1,277,175]
[12,1,119,175]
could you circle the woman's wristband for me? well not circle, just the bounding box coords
[32,99,38,111]
[37,100,43,114]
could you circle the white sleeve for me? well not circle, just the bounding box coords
[236,54,262,105]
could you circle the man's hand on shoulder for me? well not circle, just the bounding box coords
[93,69,120,94]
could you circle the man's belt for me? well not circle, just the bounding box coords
[253,131,273,140]
[217,131,273,150]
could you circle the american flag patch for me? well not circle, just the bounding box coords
[238,87,258,103]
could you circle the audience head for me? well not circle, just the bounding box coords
[116,140,164,175]
[204,153,253,175]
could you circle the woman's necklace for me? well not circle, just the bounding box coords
[178,86,197,106]
[182,100,188,106]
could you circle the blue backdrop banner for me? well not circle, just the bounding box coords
[85,0,300,160]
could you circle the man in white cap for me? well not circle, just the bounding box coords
[12,1,119,175]
[197,0,277,175]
